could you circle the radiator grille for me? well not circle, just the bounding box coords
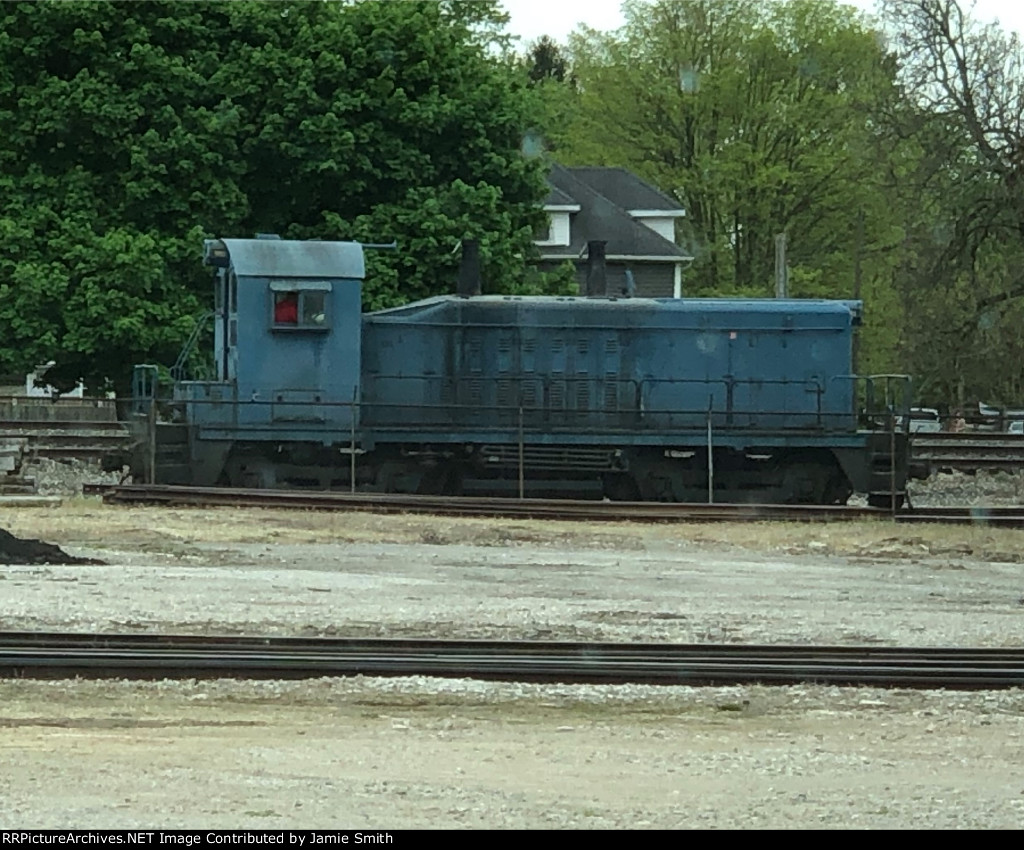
[480,445,618,471]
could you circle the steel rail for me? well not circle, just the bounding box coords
[2,633,1024,688]
[82,483,1024,526]
[81,483,882,521]
[4,631,1024,660]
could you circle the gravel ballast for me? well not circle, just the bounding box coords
[2,500,1024,828]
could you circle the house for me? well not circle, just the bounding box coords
[535,164,692,298]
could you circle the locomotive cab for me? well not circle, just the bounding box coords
[139,237,367,486]
[201,236,364,421]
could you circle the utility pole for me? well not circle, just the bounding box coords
[852,212,864,376]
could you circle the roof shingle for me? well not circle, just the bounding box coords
[542,164,691,261]
[566,166,682,211]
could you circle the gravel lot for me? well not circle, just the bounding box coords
[2,498,1024,828]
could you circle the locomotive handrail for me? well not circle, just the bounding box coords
[829,373,913,432]
[165,376,858,435]
[350,373,847,432]
[355,373,645,429]
[170,310,215,382]
[171,393,859,435]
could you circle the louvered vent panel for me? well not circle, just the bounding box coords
[576,382,590,411]
[522,337,536,373]
[549,380,565,410]
[469,336,483,373]
[521,381,538,410]
[605,337,620,374]
[551,338,566,374]
[603,382,619,411]
[497,380,513,408]
[497,336,512,373]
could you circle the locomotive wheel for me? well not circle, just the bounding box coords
[779,461,831,504]
[822,471,853,505]
[602,472,641,501]
[416,463,462,495]
[224,457,278,489]
[774,452,851,505]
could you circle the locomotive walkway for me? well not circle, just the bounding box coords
[2,632,1023,689]
[83,483,1024,527]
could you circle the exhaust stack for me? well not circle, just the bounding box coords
[585,240,608,296]
[457,239,482,297]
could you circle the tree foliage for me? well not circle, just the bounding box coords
[0,0,547,391]
[526,36,574,85]
[879,0,1024,406]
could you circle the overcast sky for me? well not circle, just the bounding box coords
[500,0,1024,44]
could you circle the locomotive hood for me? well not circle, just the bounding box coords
[366,294,862,329]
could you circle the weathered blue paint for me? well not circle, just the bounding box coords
[362,295,857,435]
[185,240,862,443]
[183,237,365,436]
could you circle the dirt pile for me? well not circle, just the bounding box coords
[0,528,104,565]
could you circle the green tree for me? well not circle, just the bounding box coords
[526,36,574,84]
[0,0,547,391]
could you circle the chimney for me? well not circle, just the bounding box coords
[457,239,482,297]
[585,240,608,296]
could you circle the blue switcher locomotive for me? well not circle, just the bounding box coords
[131,235,914,506]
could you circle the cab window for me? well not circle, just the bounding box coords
[269,280,331,330]
[274,292,298,324]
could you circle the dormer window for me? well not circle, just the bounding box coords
[534,206,576,247]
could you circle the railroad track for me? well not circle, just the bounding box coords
[84,483,884,521]
[911,431,1024,471]
[2,632,1022,689]
[82,483,1024,526]
[0,419,132,461]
